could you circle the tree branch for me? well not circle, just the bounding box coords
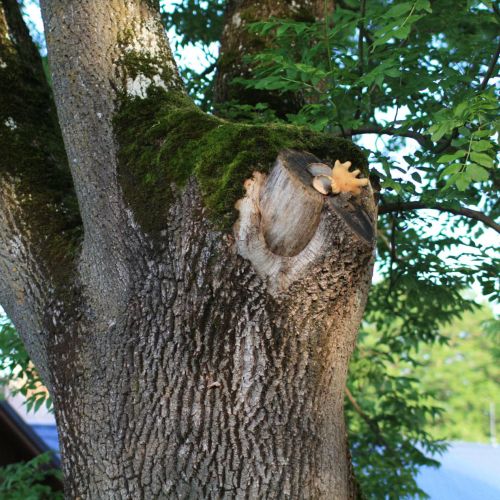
[378,201,500,233]
[480,36,500,90]
[199,60,217,78]
[213,0,334,116]
[433,128,459,155]
[345,387,373,428]
[235,149,377,294]
[40,0,183,316]
[354,0,366,121]
[0,0,80,385]
[338,124,430,148]
[345,387,399,457]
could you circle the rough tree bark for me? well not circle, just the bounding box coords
[0,0,376,498]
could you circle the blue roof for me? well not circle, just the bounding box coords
[416,442,500,499]
[30,424,59,452]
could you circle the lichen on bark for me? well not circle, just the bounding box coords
[114,89,368,234]
[116,21,182,98]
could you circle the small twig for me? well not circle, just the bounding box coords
[345,387,400,459]
[199,61,217,79]
[385,215,399,298]
[378,231,393,254]
[389,215,397,269]
[378,202,500,234]
[358,0,366,74]
[345,387,372,424]
[354,0,367,121]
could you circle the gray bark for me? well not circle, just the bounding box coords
[55,173,375,498]
[40,0,183,324]
[1,0,376,498]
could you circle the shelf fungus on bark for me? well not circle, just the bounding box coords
[309,160,370,197]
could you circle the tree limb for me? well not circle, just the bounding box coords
[213,0,334,116]
[339,124,430,148]
[0,0,80,385]
[40,0,183,317]
[378,201,500,233]
[480,36,500,90]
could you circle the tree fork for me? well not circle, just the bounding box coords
[55,149,376,498]
[2,0,378,497]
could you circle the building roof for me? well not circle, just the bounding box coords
[0,400,59,467]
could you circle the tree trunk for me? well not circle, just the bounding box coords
[55,152,375,498]
[1,1,376,497]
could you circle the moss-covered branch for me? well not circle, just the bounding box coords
[114,89,367,234]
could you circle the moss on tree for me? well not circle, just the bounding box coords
[114,89,368,235]
[0,2,81,284]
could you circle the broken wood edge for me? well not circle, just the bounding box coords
[233,150,377,295]
[259,150,325,257]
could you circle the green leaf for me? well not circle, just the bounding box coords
[453,101,469,118]
[415,0,432,12]
[385,2,413,18]
[455,173,471,191]
[276,24,290,37]
[385,67,402,78]
[437,150,466,163]
[473,129,494,138]
[372,32,394,48]
[439,164,461,179]
[34,396,45,413]
[429,122,451,142]
[375,74,385,88]
[393,25,411,40]
[466,164,489,182]
[470,151,494,168]
[411,172,422,183]
[470,140,493,152]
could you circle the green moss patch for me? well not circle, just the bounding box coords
[114,89,368,234]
